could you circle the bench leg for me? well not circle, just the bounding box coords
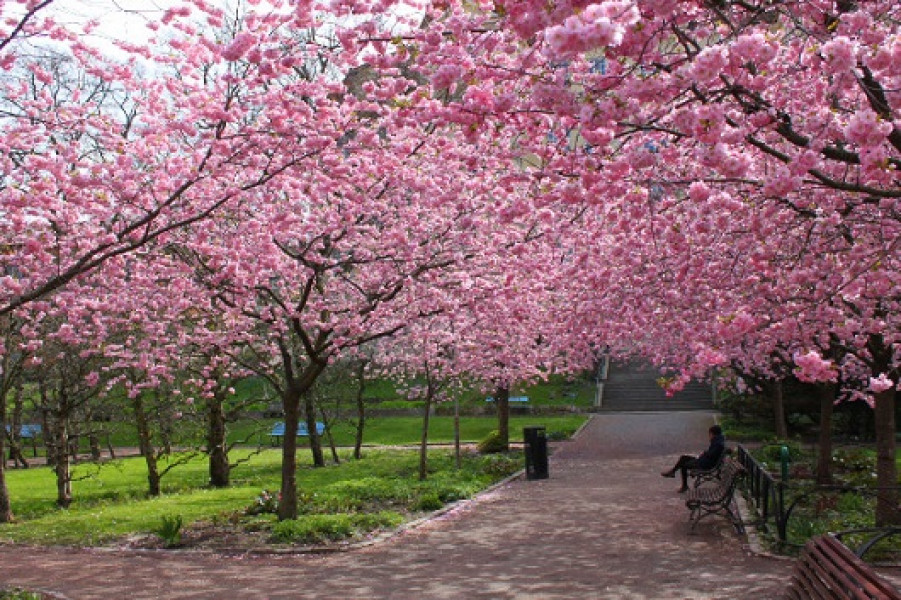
[726,499,744,534]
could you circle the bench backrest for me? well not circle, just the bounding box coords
[697,459,746,504]
[270,422,325,437]
[786,534,901,599]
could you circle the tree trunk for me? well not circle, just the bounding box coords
[873,387,898,526]
[0,389,13,522]
[41,409,55,467]
[419,389,432,481]
[353,362,366,460]
[278,387,301,521]
[772,380,788,440]
[496,386,510,452]
[208,394,230,488]
[815,383,836,485]
[157,392,173,456]
[303,390,325,467]
[8,387,28,467]
[88,432,101,462]
[454,397,461,469]
[53,415,71,508]
[133,393,161,497]
[320,409,340,464]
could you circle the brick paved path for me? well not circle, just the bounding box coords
[0,412,792,599]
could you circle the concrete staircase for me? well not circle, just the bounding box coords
[598,360,714,412]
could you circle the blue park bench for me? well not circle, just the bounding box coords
[485,396,530,403]
[5,424,42,439]
[4,424,42,458]
[485,396,530,414]
[270,421,325,446]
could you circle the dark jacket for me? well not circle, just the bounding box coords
[696,434,726,469]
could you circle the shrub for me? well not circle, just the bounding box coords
[412,491,443,512]
[477,430,506,454]
[0,590,43,600]
[324,477,410,509]
[832,447,877,486]
[271,511,403,544]
[759,440,803,463]
[156,514,183,547]
[377,400,425,411]
[245,489,280,516]
[477,452,522,477]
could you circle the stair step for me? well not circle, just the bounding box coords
[600,360,713,412]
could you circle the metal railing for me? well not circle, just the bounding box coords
[736,444,788,540]
[737,444,901,549]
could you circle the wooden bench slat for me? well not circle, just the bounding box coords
[792,564,846,600]
[817,536,900,599]
[786,535,901,600]
[797,548,856,600]
[808,542,867,599]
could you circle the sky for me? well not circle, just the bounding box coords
[49,0,175,46]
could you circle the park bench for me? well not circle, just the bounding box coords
[485,396,530,403]
[5,424,41,460]
[785,533,901,599]
[4,424,41,439]
[685,457,746,533]
[270,421,325,446]
[485,396,530,415]
[688,447,732,488]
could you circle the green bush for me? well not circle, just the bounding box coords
[245,489,280,516]
[377,400,426,411]
[271,511,403,544]
[477,430,506,454]
[156,514,183,547]
[476,452,522,477]
[832,447,877,486]
[1,591,43,600]
[759,440,803,463]
[324,477,410,509]
[412,491,443,511]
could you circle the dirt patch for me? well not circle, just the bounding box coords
[113,518,393,555]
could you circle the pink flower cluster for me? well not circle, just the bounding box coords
[729,33,777,68]
[431,64,462,91]
[867,37,901,77]
[221,32,256,62]
[793,351,838,383]
[844,110,893,147]
[820,37,857,74]
[762,166,801,197]
[543,2,639,58]
[691,47,727,84]
[869,374,897,394]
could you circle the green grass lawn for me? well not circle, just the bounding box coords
[232,415,588,447]
[53,414,588,452]
[0,447,526,546]
[0,414,586,547]
[0,449,521,545]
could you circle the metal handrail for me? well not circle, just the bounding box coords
[736,444,786,539]
[737,444,901,548]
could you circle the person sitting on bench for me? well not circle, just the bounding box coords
[660,425,726,493]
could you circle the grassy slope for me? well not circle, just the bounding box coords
[0,415,587,545]
[1,448,518,545]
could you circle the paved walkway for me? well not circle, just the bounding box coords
[0,412,792,599]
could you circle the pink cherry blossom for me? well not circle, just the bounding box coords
[869,374,896,394]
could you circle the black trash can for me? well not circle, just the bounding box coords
[523,426,549,480]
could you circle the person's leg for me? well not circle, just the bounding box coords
[677,457,700,492]
[661,455,695,478]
